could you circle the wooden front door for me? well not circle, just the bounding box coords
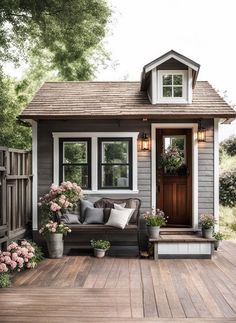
[156,129,192,227]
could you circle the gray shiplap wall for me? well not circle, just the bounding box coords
[37,119,214,217]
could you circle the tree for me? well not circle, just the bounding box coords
[0,0,111,80]
[0,0,111,149]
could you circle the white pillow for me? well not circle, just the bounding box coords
[114,203,135,223]
[106,208,134,229]
[114,203,126,209]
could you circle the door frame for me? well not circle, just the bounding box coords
[151,123,198,230]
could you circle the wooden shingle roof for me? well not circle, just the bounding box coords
[20,81,236,120]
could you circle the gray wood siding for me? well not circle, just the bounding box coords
[37,119,214,218]
[198,119,214,217]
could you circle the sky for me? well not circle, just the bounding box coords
[96,0,236,141]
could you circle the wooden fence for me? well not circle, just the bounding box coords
[0,147,32,249]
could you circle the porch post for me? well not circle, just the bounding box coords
[32,120,38,230]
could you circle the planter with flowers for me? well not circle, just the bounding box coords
[90,240,111,258]
[144,209,167,239]
[161,146,184,175]
[39,221,71,258]
[38,181,83,258]
[200,214,216,239]
[213,232,224,250]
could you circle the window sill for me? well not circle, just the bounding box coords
[83,189,139,195]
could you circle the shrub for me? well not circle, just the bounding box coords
[0,272,10,288]
[220,135,236,157]
[213,232,224,240]
[220,169,236,207]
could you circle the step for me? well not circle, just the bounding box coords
[160,228,200,235]
[149,234,215,260]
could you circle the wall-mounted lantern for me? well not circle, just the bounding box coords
[141,133,150,151]
[197,120,206,142]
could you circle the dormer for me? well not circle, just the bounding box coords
[141,50,200,104]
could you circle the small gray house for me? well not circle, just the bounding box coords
[20,50,236,239]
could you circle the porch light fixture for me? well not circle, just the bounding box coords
[141,133,150,151]
[197,120,206,142]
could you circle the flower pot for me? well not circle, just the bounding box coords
[94,248,106,258]
[214,240,220,250]
[202,227,213,239]
[147,226,160,239]
[46,233,64,258]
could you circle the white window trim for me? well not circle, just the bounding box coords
[151,123,198,230]
[52,132,139,194]
[157,70,188,103]
[214,119,220,232]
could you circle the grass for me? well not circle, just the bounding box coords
[219,205,236,240]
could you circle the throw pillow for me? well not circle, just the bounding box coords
[105,208,133,229]
[61,213,80,224]
[114,203,135,223]
[114,203,126,209]
[80,199,94,223]
[83,207,104,224]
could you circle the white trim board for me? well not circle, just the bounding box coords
[151,123,198,230]
[52,132,139,193]
[32,120,38,230]
[145,53,199,73]
[214,119,220,232]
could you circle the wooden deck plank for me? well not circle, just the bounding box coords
[1,241,236,322]
[158,260,185,318]
[140,260,158,318]
[168,260,199,318]
[150,262,172,318]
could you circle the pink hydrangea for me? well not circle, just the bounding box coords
[0,263,8,273]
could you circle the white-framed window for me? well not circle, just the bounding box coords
[157,70,188,103]
[53,132,139,194]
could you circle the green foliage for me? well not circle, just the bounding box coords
[220,135,236,157]
[0,272,10,288]
[28,240,44,264]
[220,205,236,240]
[0,0,111,80]
[0,0,111,149]
[0,71,32,149]
[213,232,224,241]
[90,239,110,250]
[220,168,236,207]
[144,209,167,227]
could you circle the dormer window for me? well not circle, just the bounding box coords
[162,74,183,98]
[141,50,200,104]
[158,70,188,103]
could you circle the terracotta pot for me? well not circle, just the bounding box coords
[202,227,213,239]
[46,233,64,258]
[94,248,106,258]
[147,226,160,239]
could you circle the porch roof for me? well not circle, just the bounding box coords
[20,80,236,120]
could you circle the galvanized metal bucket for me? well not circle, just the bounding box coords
[47,233,64,258]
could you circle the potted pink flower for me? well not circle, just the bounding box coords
[38,181,83,258]
[38,181,83,222]
[39,221,71,258]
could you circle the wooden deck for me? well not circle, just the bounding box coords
[0,241,236,323]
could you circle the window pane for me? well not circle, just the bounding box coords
[173,87,183,97]
[101,165,129,188]
[164,136,185,161]
[64,142,87,163]
[162,75,172,85]
[163,86,172,97]
[102,141,129,164]
[63,165,88,188]
[173,75,183,85]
